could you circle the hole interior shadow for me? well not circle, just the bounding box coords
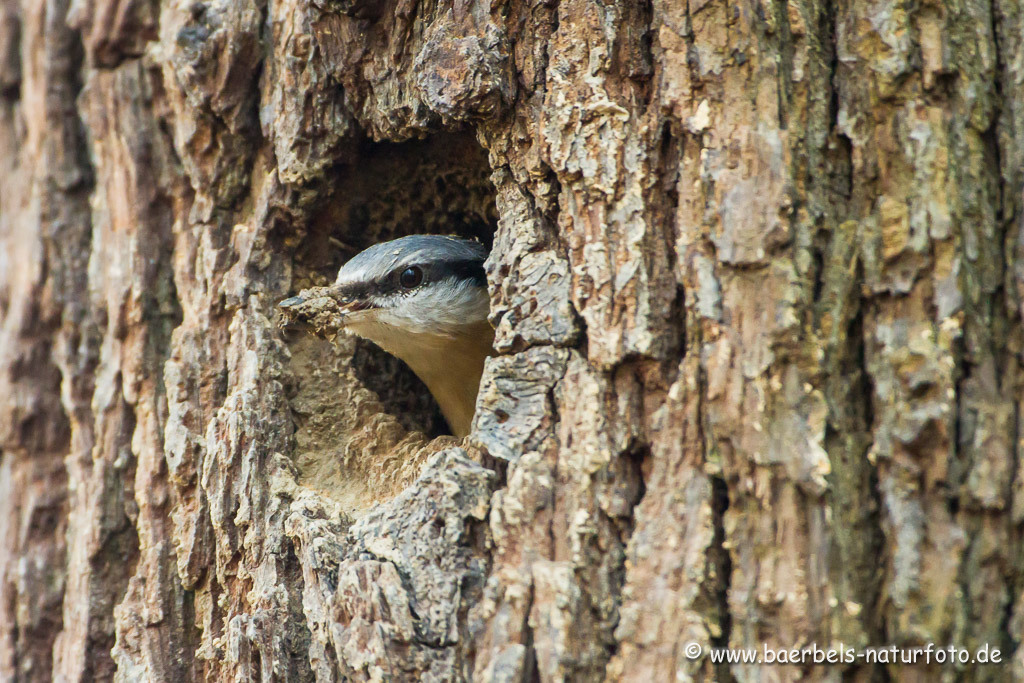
[350,338,448,438]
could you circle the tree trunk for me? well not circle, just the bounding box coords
[0,0,1021,680]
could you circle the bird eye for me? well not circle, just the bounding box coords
[399,266,423,289]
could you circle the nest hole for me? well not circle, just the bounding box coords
[289,130,498,440]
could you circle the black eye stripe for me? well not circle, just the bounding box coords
[335,258,486,301]
[445,259,486,286]
[430,259,486,287]
[333,282,373,301]
[386,260,485,292]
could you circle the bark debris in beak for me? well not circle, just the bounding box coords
[276,286,351,337]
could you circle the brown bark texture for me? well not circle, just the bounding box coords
[0,0,1022,680]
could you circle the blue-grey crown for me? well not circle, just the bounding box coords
[334,235,488,298]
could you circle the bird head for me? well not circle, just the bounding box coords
[279,234,492,355]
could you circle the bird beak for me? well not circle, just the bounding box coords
[336,298,371,314]
[276,288,372,337]
[324,284,373,315]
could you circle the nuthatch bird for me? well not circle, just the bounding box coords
[279,235,493,438]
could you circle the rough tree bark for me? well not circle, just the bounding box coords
[0,0,1021,681]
